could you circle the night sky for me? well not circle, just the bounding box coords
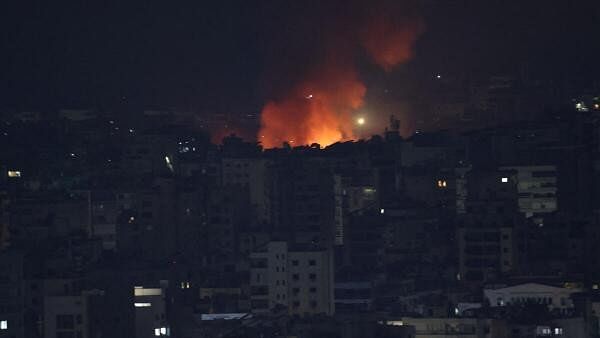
[1,1,599,112]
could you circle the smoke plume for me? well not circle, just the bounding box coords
[259,0,424,148]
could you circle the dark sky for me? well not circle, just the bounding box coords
[1,1,599,112]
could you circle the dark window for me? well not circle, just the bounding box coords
[292,274,299,281]
[292,260,299,266]
[309,273,317,281]
[56,315,74,329]
[292,301,300,307]
[310,287,317,293]
[309,259,316,266]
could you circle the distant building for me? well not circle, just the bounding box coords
[333,173,377,246]
[44,294,90,338]
[0,251,24,338]
[457,222,517,283]
[483,283,580,312]
[133,285,170,338]
[249,241,334,316]
[384,317,508,338]
[499,165,558,220]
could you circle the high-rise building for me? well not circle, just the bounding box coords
[249,241,334,316]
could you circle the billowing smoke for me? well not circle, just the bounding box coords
[258,0,424,148]
[360,3,425,72]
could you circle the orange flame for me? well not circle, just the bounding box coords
[260,65,365,148]
[258,1,424,148]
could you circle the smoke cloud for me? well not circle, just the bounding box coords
[258,0,424,148]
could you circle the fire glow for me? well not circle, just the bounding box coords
[258,1,424,148]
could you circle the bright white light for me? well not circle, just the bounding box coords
[380,208,385,214]
[575,102,589,112]
[436,74,441,79]
[501,177,508,183]
[165,156,174,172]
[134,302,152,307]
[154,328,161,336]
[306,94,313,99]
[356,117,365,125]
[0,320,7,330]
[386,320,403,326]
[160,327,167,335]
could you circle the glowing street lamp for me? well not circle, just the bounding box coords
[356,117,365,126]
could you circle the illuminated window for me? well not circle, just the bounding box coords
[0,320,7,330]
[555,328,563,335]
[154,327,170,336]
[134,302,152,307]
[501,177,509,183]
[437,180,447,188]
[380,208,385,214]
[7,170,20,178]
[363,187,375,194]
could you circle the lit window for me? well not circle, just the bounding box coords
[363,187,376,194]
[0,320,7,330]
[437,180,447,188]
[134,302,152,307]
[555,328,563,335]
[501,177,508,183]
[386,320,403,326]
[7,170,20,178]
[155,328,161,336]
[380,208,385,214]
[160,327,167,335]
